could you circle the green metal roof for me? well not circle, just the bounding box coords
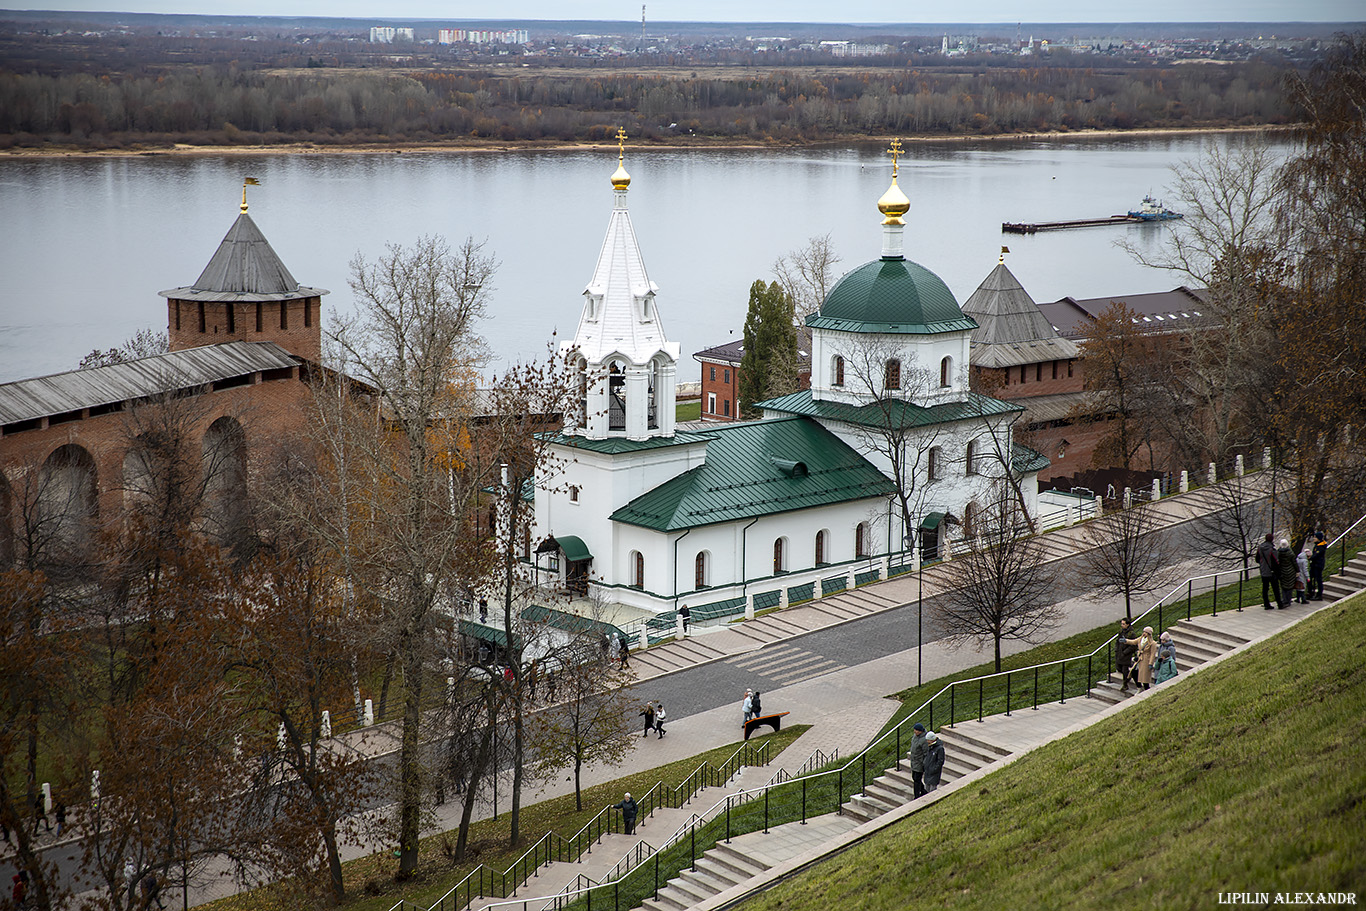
[610,417,895,532]
[1011,442,1051,474]
[522,604,625,641]
[458,619,521,650]
[808,257,978,335]
[921,511,946,530]
[540,431,711,455]
[755,389,1023,431]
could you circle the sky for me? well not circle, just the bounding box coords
[30,1,1365,23]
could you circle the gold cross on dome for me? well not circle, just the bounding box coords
[887,138,904,178]
[616,127,628,160]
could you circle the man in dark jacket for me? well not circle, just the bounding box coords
[615,793,639,835]
[923,732,946,792]
[1310,530,1328,600]
[1115,617,1138,692]
[1276,539,1297,609]
[909,723,928,797]
[1256,533,1283,609]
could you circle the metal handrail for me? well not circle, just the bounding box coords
[423,517,1366,911]
[402,739,769,911]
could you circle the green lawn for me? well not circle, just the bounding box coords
[675,399,701,421]
[743,594,1366,911]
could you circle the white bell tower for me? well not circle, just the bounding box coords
[562,129,680,441]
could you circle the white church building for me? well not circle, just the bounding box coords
[529,139,1045,628]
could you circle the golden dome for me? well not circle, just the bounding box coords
[878,177,910,224]
[611,127,631,190]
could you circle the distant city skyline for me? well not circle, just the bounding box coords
[33,1,1365,24]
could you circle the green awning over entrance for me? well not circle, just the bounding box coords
[554,535,593,562]
[522,604,625,642]
[921,511,946,530]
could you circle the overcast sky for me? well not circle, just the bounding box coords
[34,1,1365,23]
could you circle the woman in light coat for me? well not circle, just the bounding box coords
[1126,626,1159,690]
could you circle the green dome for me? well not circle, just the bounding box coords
[807,256,977,335]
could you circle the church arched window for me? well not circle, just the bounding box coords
[631,551,645,589]
[832,355,845,387]
[695,551,709,589]
[773,537,787,574]
[940,356,953,388]
[814,529,828,566]
[855,522,869,559]
[885,359,901,391]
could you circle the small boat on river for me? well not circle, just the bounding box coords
[1127,195,1184,221]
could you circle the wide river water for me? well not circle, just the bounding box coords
[0,134,1282,385]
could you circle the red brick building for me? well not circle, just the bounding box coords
[0,201,327,561]
[693,328,812,422]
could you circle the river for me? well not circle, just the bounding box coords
[0,134,1282,384]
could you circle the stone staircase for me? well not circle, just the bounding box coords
[842,730,1011,824]
[1321,549,1366,603]
[1088,617,1251,706]
[640,842,771,911]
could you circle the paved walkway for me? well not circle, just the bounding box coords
[38,476,1290,908]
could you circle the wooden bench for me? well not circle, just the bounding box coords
[744,711,790,740]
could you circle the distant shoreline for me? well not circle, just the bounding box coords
[0,124,1288,159]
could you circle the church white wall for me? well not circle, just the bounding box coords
[596,495,893,612]
[809,327,973,405]
[534,438,710,588]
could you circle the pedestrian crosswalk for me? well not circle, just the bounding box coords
[723,643,846,686]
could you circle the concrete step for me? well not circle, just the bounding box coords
[1170,621,1249,652]
[709,843,769,881]
[938,731,1011,767]
[842,799,880,824]
[692,856,749,889]
[864,778,914,806]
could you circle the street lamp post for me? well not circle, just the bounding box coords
[905,531,922,686]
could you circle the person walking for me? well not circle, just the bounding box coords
[742,689,753,724]
[909,723,929,797]
[12,871,27,910]
[53,801,66,838]
[639,701,656,738]
[1276,538,1297,609]
[923,731,946,792]
[32,795,49,836]
[1256,533,1282,609]
[750,691,762,720]
[142,871,165,910]
[615,793,639,835]
[1115,617,1138,692]
[654,703,667,738]
[1154,632,1179,685]
[1295,546,1311,604]
[478,597,488,624]
[1310,530,1328,600]
[618,634,630,670]
[1126,626,1158,690]
[679,604,691,633]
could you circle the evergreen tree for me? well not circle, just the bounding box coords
[738,280,799,417]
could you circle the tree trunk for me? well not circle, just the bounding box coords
[455,692,496,861]
[396,632,424,877]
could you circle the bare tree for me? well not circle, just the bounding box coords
[327,233,497,877]
[772,233,842,320]
[77,327,169,369]
[529,639,635,811]
[1118,139,1284,467]
[935,485,1061,672]
[1188,470,1272,571]
[1080,499,1182,620]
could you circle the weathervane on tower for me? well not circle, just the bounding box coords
[240,176,260,213]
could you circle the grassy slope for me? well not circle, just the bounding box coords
[744,597,1366,911]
